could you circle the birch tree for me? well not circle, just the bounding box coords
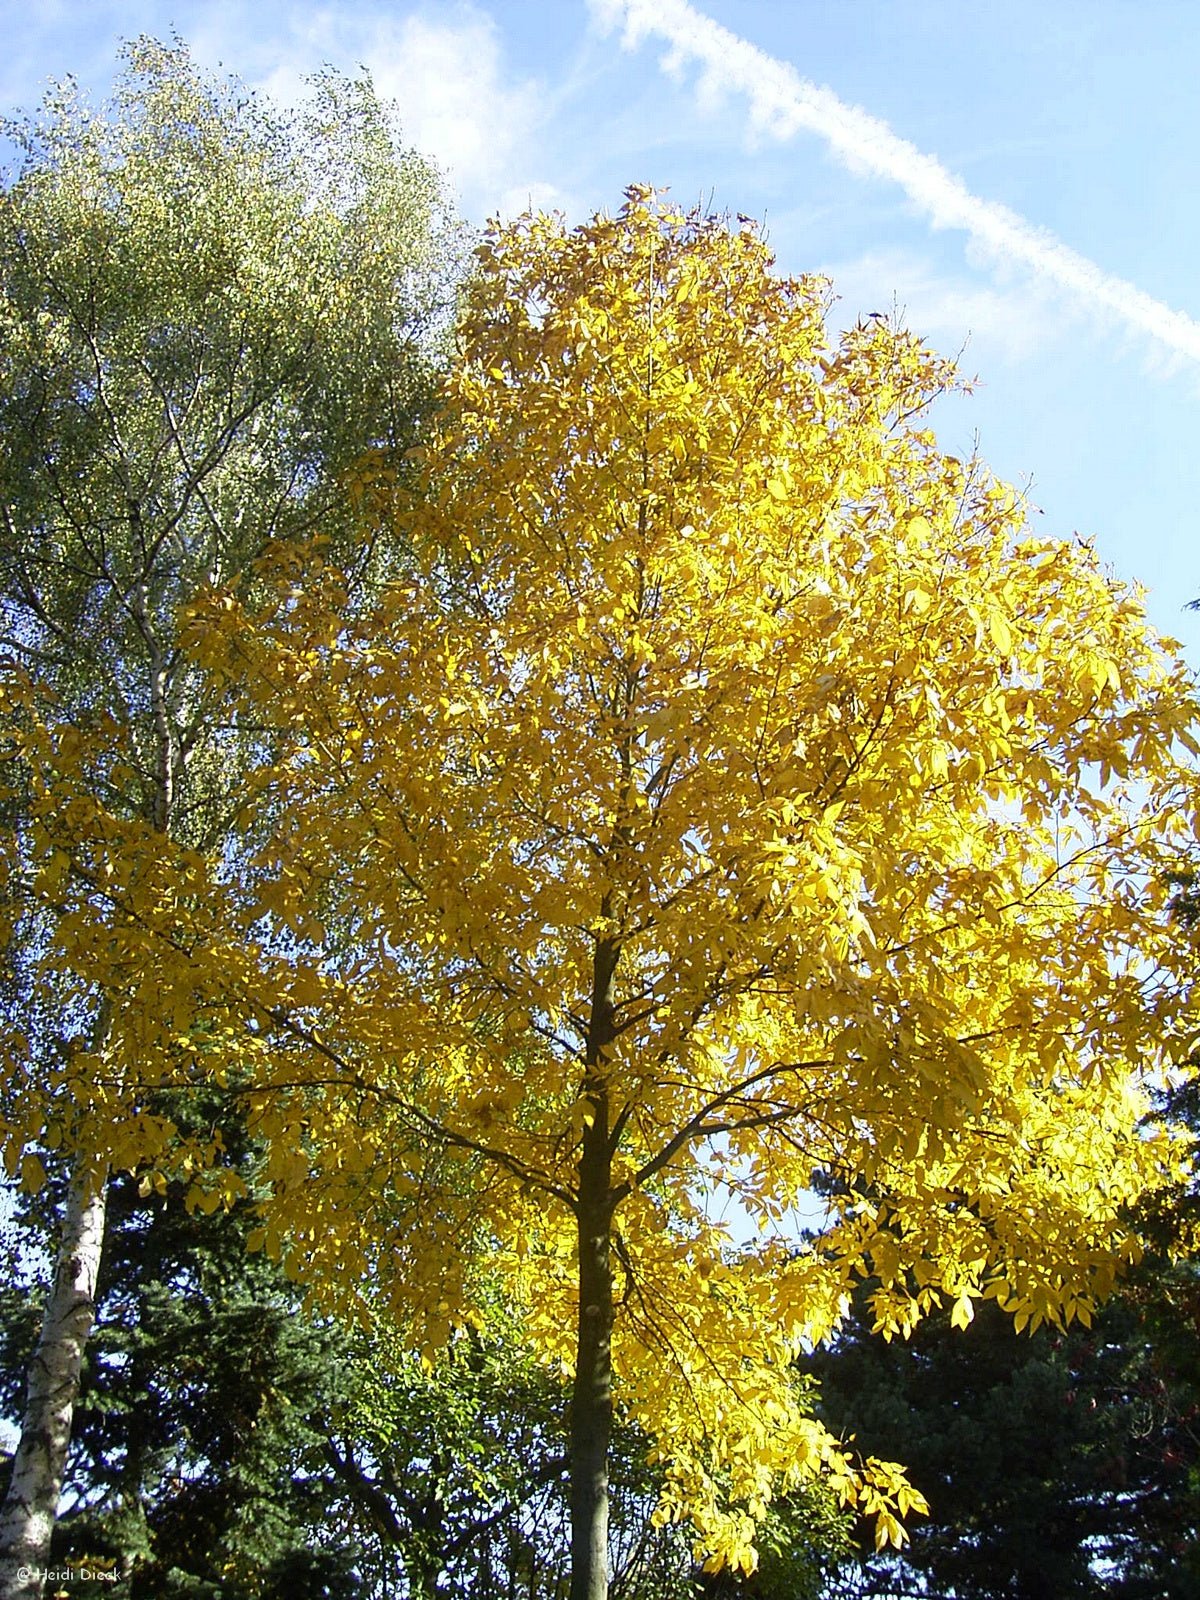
[0,39,456,1597]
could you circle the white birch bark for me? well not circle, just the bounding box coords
[0,1161,108,1600]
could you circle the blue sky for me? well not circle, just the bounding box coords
[4,0,1199,662]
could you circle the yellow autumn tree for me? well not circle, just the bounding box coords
[6,190,1200,1599]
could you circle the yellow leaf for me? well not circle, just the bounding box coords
[987,611,1014,654]
[20,1154,46,1195]
[950,1293,974,1331]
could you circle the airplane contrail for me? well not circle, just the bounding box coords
[591,0,1200,365]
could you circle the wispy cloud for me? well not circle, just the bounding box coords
[820,248,1068,366]
[591,0,1200,366]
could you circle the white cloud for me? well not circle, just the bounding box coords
[592,0,1200,369]
[193,3,566,220]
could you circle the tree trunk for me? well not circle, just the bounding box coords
[0,1157,108,1600]
[570,1116,615,1600]
[570,934,619,1600]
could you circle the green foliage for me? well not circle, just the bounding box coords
[0,1104,364,1598]
[329,1311,705,1600]
[808,1279,1200,1599]
[696,1488,854,1600]
[0,33,460,832]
